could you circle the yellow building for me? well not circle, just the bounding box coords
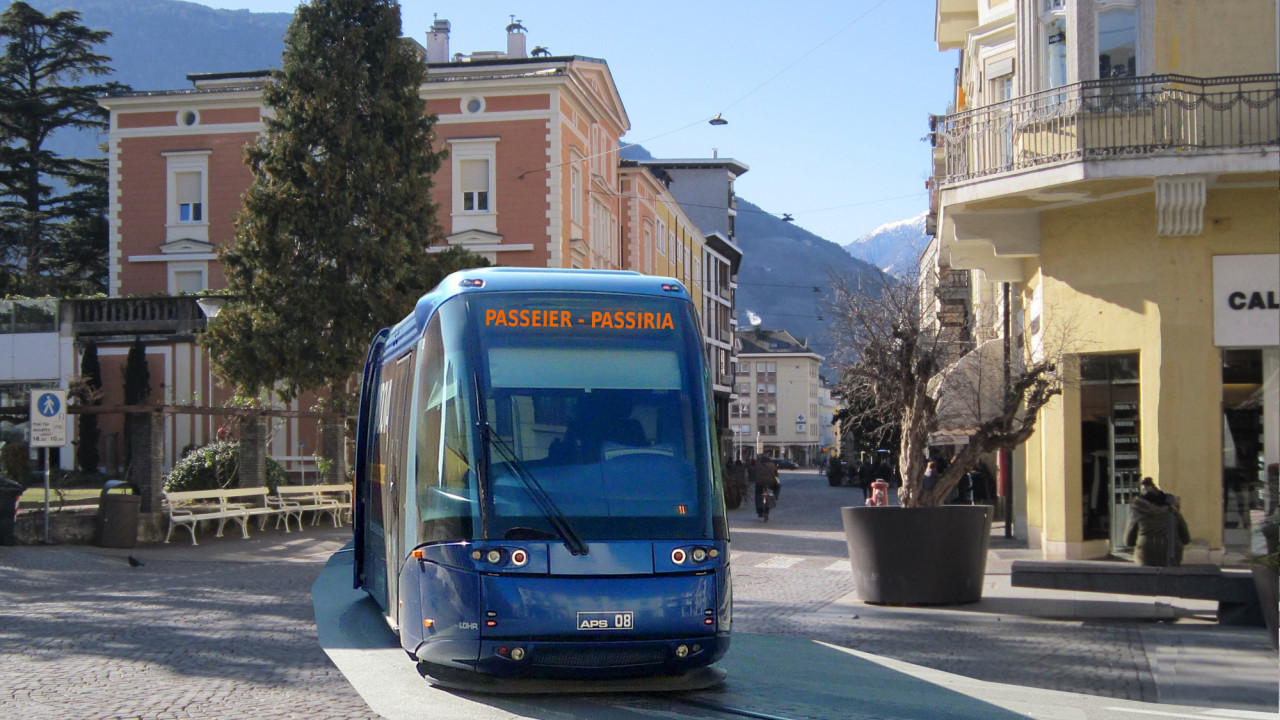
[928,0,1279,562]
[732,328,825,465]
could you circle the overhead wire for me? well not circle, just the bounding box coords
[513,0,897,224]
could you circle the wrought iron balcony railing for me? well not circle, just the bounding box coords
[932,74,1280,185]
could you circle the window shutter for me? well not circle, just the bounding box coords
[176,172,202,204]
[461,160,488,192]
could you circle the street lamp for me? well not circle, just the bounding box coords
[196,296,227,319]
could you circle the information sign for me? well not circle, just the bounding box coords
[30,389,68,447]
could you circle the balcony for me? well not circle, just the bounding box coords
[932,74,1280,187]
[70,296,208,336]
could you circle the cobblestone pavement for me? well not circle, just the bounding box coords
[728,471,1167,704]
[0,531,375,720]
[1,472,1272,719]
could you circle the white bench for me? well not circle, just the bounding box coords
[312,483,353,525]
[218,487,296,533]
[275,485,350,530]
[162,489,251,545]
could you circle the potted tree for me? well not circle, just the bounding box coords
[1248,493,1278,649]
[828,269,1068,604]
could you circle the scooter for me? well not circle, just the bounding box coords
[760,487,776,523]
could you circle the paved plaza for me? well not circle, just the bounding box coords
[0,471,1275,719]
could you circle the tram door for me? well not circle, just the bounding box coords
[378,353,415,626]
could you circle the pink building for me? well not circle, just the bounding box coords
[91,20,739,473]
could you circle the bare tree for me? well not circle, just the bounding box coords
[827,268,1068,508]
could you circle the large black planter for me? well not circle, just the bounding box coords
[1251,565,1278,650]
[841,505,993,605]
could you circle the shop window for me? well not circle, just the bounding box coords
[1222,349,1266,552]
[1079,352,1140,549]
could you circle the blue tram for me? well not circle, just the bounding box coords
[353,267,731,679]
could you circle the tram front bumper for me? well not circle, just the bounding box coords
[473,572,729,677]
[474,635,729,678]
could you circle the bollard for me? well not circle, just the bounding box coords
[866,479,889,506]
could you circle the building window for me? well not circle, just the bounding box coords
[163,150,210,242]
[460,159,489,212]
[643,226,652,274]
[1040,0,1068,89]
[171,269,205,294]
[448,138,498,228]
[1098,3,1137,78]
[590,199,610,268]
[176,171,203,223]
[570,165,582,224]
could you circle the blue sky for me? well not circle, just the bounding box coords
[185,0,958,244]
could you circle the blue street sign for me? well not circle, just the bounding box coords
[30,389,67,447]
[37,393,60,417]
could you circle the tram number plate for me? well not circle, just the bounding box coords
[576,611,634,631]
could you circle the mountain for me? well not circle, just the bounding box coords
[22,0,293,159]
[733,198,880,377]
[842,212,929,275]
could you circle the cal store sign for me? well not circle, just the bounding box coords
[1214,254,1280,347]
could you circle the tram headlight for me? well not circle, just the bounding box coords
[675,644,690,658]
[691,547,708,563]
[510,647,525,661]
[485,549,504,565]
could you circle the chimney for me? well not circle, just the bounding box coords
[426,17,451,63]
[506,17,527,58]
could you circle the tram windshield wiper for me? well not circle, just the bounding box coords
[479,422,589,556]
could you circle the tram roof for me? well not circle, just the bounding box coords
[382,267,692,358]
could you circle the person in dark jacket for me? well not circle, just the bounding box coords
[826,457,844,488]
[754,456,781,517]
[1124,477,1191,566]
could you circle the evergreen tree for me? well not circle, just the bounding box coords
[121,335,150,472]
[0,2,121,296]
[203,0,486,409]
[76,341,102,473]
[123,336,150,405]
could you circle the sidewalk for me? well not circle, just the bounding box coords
[813,522,1279,713]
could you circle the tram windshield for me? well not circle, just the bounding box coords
[472,292,720,541]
